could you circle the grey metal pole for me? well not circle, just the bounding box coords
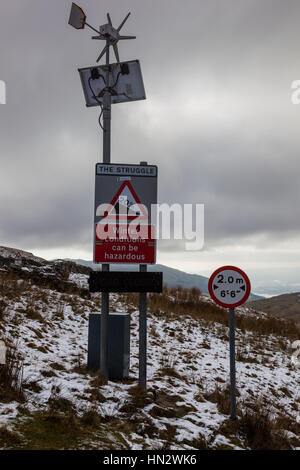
[100,264,109,378]
[102,37,111,163]
[229,307,236,419]
[100,37,111,379]
[139,264,147,389]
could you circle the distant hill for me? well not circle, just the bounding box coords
[0,246,46,264]
[69,259,263,301]
[248,292,300,324]
[0,246,263,301]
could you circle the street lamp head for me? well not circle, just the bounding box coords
[68,2,86,30]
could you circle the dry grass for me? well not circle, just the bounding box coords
[47,385,76,414]
[149,389,196,419]
[10,411,82,450]
[0,299,8,322]
[220,402,295,450]
[119,385,152,412]
[121,286,300,340]
[204,385,232,415]
[238,409,292,450]
[81,406,102,427]
[0,269,89,304]
[0,343,24,403]
[155,353,183,380]
[0,426,22,447]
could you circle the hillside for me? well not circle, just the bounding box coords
[0,246,46,265]
[69,259,263,301]
[248,292,300,324]
[70,259,209,291]
[0,248,299,450]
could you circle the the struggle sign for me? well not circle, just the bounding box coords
[96,164,157,177]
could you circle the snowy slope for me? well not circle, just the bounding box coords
[0,263,299,450]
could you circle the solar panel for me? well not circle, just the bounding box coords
[78,60,146,106]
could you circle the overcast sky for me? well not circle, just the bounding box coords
[1,0,300,293]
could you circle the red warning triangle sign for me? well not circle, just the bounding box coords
[107,181,148,221]
[14,252,23,262]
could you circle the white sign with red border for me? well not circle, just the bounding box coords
[94,163,157,264]
[208,265,251,308]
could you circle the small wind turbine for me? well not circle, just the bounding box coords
[68,3,136,63]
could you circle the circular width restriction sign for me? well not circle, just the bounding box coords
[208,265,251,308]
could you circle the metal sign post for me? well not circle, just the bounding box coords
[208,265,251,420]
[103,37,111,163]
[100,37,111,379]
[139,264,147,389]
[229,307,236,419]
[101,264,109,379]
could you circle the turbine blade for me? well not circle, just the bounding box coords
[117,12,131,32]
[119,35,136,40]
[113,44,120,63]
[107,13,112,26]
[96,45,108,63]
[85,22,102,34]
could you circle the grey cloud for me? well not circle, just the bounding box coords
[0,0,300,256]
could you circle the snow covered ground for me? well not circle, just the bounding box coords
[0,269,299,450]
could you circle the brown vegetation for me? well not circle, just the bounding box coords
[121,286,300,340]
[221,407,293,450]
[0,343,24,403]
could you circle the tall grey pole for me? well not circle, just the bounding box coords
[139,264,147,389]
[229,307,236,419]
[102,37,111,163]
[100,37,111,379]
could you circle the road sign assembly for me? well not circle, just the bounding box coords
[94,163,157,264]
[69,5,162,387]
[208,265,251,420]
[14,252,23,266]
[208,265,251,308]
